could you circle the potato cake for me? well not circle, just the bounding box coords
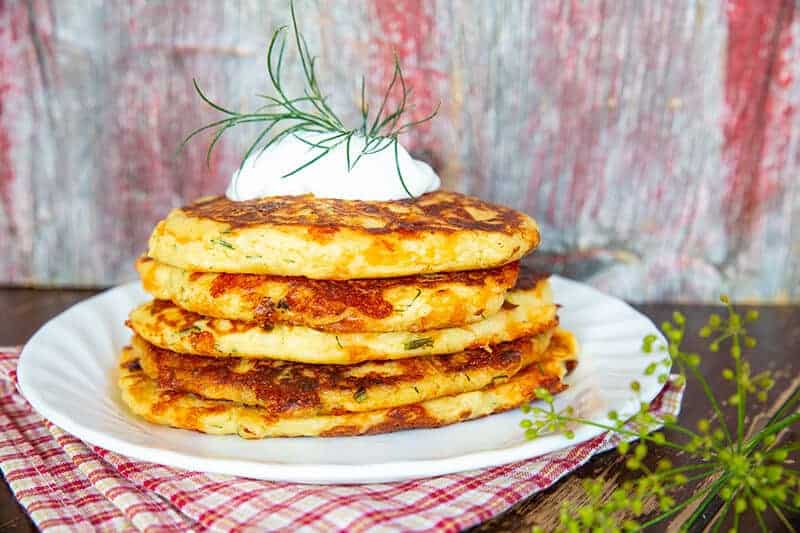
[132,328,572,416]
[136,256,519,332]
[118,330,577,438]
[127,271,556,364]
[147,191,539,279]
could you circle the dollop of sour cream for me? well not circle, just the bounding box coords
[225,133,440,201]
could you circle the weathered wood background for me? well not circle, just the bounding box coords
[0,0,798,302]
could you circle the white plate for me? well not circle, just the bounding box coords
[18,276,666,484]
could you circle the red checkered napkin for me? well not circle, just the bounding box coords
[0,348,683,532]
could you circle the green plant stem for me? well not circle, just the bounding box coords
[734,335,745,451]
[647,463,721,488]
[770,442,800,454]
[745,413,800,454]
[657,462,721,478]
[766,499,797,533]
[746,485,769,533]
[661,420,704,441]
[686,361,734,446]
[710,497,732,533]
[393,138,412,197]
[679,468,723,484]
[773,495,800,512]
[710,331,732,347]
[553,417,690,453]
[683,471,732,530]
[771,387,800,423]
[638,480,714,529]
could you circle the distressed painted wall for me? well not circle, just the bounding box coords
[0,0,798,302]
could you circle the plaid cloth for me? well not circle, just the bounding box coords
[0,348,684,532]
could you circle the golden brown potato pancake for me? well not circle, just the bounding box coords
[127,272,556,364]
[132,329,576,416]
[147,191,539,279]
[136,256,520,332]
[118,330,577,438]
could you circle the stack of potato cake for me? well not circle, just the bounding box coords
[120,191,577,438]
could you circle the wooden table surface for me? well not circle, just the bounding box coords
[0,288,797,532]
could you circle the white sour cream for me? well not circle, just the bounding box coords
[225,132,440,201]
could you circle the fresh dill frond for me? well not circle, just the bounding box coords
[524,299,798,533]
[182,0,439,198]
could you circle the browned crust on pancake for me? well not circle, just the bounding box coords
[319,375,567,437]
[149,191,539,278]
[213,262,519,322]
[515,267,551,291]
[138,256,520,332]
[128,299,559,363]
[132,330,560,416]
[118,344,573,438]
[181,191,533,236]
[138,305,557,341]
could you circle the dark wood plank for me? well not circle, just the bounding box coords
[0,479,36,533]
[0,288,100,346]
[0,291,797,531]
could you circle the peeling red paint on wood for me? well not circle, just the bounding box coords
[99,1,233,273]
[367,1,443,156]
[723,0,795,242]
[0,1,797,301]
[526,1,611,225]
[0,5,17,238]
[0,0,29,280]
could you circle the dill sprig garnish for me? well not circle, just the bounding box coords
[523,299,799,532]
[182,0,439,198]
